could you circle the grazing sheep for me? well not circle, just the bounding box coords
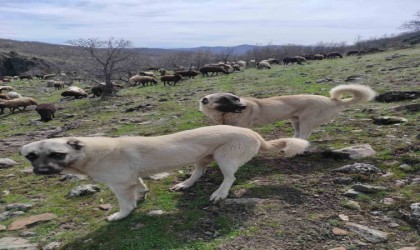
[0,86,15,93]
[0,97,38,114]
[53,81,65,90]
[248,60,256,67]
[160,74,183,86]
[303,55,314,60]
[283,57,304,65]
[327,52,343,59]
[237,60,247,68]
[7,91,22,99]
[295,56,307,64]
[313,54,324,60]
[347,50,359,56]
[61,86,88,99]
[174,70,200,79]
[139,71,156,78]
[19,75,33,80]
[266,58,280,64]
[0,94,10,100]
[129,75,158,86]
[199,66,229,76]
[91,82,123,97]
[257,61,271,69]
[158,68,166,76]
[35,103,57,122]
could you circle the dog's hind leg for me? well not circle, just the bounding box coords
[107,184,138,221]
[170,155,213,191]
[290,117,300,138]
[135,178,149,202]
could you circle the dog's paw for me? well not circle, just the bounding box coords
[210,190,228,202]
[107,212,127,221]
[170,182,191,191]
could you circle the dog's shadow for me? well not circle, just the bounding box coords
[61,154,344,249]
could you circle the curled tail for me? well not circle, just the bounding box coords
[330,84,376,106]
[259,137,309,157]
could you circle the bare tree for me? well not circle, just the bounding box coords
[217,47,235,63]
[68,37,133,97]
[401,11,420,32]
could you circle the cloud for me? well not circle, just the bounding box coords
[0,0,418,47]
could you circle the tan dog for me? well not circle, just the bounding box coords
[199,84,376,139]
[20,125,309,221]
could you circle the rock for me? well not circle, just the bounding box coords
[342,200,361,211]
[0,225,5,231]
[333,177,353,185]
[373,116,408,125]
[6,203,33,212]
[0,237,38,250]
[387,222,400,228]
[233,188,248,198]
[98,204,112,211]
[334,163,383,174]
[395,179,409,187]
[20,230,36,237]
[0,211,25,221]
[338,214,349,221]
[59,174,87,182]
[375,91,420,102]
[343,189,361,198]
[148,172,171,180]
[316,78,332,83]
[411,177,420,185]
[0,158,18,168]
[399,164,413,171]
[383,198,396,205]
[148,210,165,216]
[67,184,100,198]
[131,222,144,230]
[408,202,420,230]
[223,198,264,205]
[345,75,363,82]
[394,103,420,112]
[344,222,389,243]
[352,183,386,193]
[42,241,61,250]
[332,227,349,235]
[8,213,57,231]
[333,144,376,159]
[328,247,346,250]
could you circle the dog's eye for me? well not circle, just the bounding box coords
[25,153,38,161]
[201,98,209,104]
[49,152,67,160]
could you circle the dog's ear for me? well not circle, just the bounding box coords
[67,139,85,150]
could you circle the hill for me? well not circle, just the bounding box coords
[0,46,419,249]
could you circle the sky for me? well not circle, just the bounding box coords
[0,0,418,48]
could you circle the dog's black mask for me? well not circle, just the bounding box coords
[214,96,247,113]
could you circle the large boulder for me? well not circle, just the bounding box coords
[0,51,53,77]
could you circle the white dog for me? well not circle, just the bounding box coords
[199,84,376,139]
[21,125,309,221]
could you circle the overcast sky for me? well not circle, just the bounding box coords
[0,0,417,48]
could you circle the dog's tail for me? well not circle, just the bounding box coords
[330,84,376,106]
[259,137,309,157]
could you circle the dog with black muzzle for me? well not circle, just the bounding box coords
[20,125,309,221]
[199,84,376,140]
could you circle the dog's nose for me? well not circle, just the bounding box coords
[201,98,209,104]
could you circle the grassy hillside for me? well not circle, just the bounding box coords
[0,46,419,249]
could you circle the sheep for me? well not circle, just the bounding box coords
[313,54,324,60]
[35,103,57,122]
[257,61,271,69]
[129,75,158,86]
[91,82,123,97]
[7,91,22,99]
[237,60,247,68]
[0,97,38,114]
[139,71,156,78]
[19,75,33,80]
[53,81,65,90]
[248,60,256,67]
[43,74,56,80]
[61,86,88,99]
[199,66,229,76]
[295,56,307,64]
[283,57,304,65]
[0,94,10,100]
[347,50,359,56]
[0,86,15,93]
[326,52,343,59]
[160,74,183,86]
[158,68,166,76]
[174,70,200,79]
[266,58,280,64]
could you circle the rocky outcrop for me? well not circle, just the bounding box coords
[0,51,53,77]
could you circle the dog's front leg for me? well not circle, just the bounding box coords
[107,184,137,221]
